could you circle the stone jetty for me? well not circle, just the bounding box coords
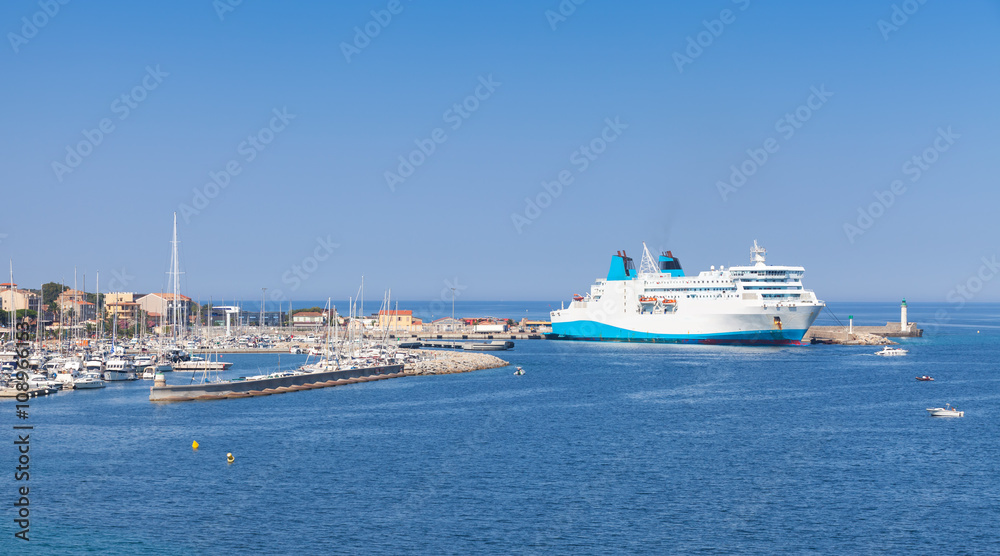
[404,349,509,375]
[804,322,922,345]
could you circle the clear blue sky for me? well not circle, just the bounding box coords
[2,0,998,305]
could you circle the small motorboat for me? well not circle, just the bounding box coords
[926,403,963,417]
[875,346,908,356]
[916,375,934,381]
[73,374,107,389]
[514,366,524,376]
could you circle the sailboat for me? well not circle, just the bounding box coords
[163,212,232,373]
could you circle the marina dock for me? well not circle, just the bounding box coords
[406,339,515,351]
[0,386,58,398]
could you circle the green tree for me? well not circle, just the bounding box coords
[42,282,68,305]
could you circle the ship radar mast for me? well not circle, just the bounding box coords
[750,240,767,266]
[639,242,659,275]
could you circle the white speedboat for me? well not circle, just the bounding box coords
[73,373,106,389]
[875,346,908,356]
[926,403,963,417]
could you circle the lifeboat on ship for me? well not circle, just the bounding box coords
[572,294,584,301]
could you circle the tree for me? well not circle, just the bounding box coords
[42,282,68,306]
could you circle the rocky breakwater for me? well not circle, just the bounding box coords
[404,350,509,375]
[841,332,893,346]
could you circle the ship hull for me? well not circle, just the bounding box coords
[546,324,810,344]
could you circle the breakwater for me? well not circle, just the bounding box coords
[804,321,923,345]
[149,350,508,402]
[403,349,509,375]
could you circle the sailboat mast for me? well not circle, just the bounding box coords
[96,270,101,341]
[170,212,180,343]
[37,282,43,350]
[8,260,14,336]
[73,267,77,347]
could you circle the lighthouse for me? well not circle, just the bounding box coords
[900,299,908,332]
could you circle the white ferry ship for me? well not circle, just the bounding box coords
[548,241,824,345]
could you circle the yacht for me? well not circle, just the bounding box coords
[875,346,908,357]
[103,357,137,381]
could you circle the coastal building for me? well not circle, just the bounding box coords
[106,302,141,323]
[104,292,141,323]
[104,292,136,316]
[0,283,40,313]
[519,319,552,333]
[63,300,96,322]
[377,310,420,331]
[56,288,87,311]
[136,293,191,323]
[430,317,464,333]
[292,311,325,327]
[56,289,96,321]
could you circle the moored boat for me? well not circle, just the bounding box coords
[103,357,137,381]
[73,373,107,389]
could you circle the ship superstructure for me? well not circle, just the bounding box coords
[548,241,824,344]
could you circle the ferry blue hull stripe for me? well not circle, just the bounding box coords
[549,321,809,344]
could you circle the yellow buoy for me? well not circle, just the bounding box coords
[192,441,199,450]
[227,453,234,464]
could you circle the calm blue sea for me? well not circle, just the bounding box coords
[3,302,1000,554]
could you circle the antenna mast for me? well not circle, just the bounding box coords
[750,240,767,266]
[639,242,658,275]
